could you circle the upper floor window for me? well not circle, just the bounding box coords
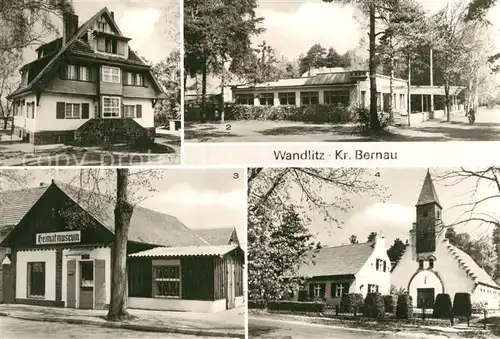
[368,284,379,293]
[67,64,77,80]
[437,210,441,220]
[375,259,387,272]
[102,66,120,83]
[105,38,117,54]
[79,66,89,81]
[418,259,424,269]
[135,74,144,86]
[429,259,434,269]
[124,72,145,86]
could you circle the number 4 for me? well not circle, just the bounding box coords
[375,172,381,177]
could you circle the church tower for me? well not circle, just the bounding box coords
[415,170,442,254]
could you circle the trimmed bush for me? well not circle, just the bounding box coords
[341,293,364,315]
[396,294,414,320]
[453,293,472,318]
[356,107,390,134]
[297,290,310,302]
[383,295,397,314]
[248,300,267,309]
[363,292,385,319]
[433,294,453,319]
[224,104,354,124]
[267,301,326,313]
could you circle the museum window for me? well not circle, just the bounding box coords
[418,259,424,269]
[331,283,349,297]
[429,259,434,269]
[27,262,45,297]
[278,92,295,105]
[310,283,325,298]
[324,90,349,106]
[259,93,274,106]
[153,265,180,298]
[300,91,319,105]
[235,94,254,105]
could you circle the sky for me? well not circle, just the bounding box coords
[24,0,180,64]
[293,167,499,249]
[0,168,246,248]
[255,0,500,60]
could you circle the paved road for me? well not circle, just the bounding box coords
[248,317,455,339]
[0,317,219,339]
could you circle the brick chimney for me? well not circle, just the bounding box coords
[63,12,79,45]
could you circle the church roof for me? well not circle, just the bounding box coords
[296,241,376,278]
[416,170,442,208]
[445,241,500,290]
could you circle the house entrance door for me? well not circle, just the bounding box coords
[417,288,435,309]
[79,261,94,309]
[226,256,235,309]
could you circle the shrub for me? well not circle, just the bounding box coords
[248,300,267,309]
[433,294,453,318]
[224,104,354,124]
[396,294,413,320]
[341,293,364,315]
[356,107,390,134]
[297,290,310,302]
[267,301,326,313]
[363,292,385,319]
[383,295,397,314]
[453,293,472,318]
[472,301,488,314]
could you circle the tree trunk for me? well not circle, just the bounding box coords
[107,168,134,322]
[368,3,380,131]
[429,48,434,115]
[201,58,207,123]
[444,79,451,122]
[389,36,395,125]
[407,54,411,126]
[220,69,225,123]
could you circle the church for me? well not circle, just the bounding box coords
[391,171,500,310]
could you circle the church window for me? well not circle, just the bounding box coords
[437,210,441,219]
[429,259,434,269]
[418,260,424,269]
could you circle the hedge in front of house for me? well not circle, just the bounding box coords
[267,301,326,313]
[433,294,453,319]
[248,300,267,309]
[341,293,365,314]
[396,294,413,320]
[453,293,472,318]
[224,104,354,124]
[383,295,397,314]
[363,292,385,319]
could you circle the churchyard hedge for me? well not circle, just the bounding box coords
[453,293,472,318]
[383,295,397,314]
[341,293,365,315]
[433,294,453,319]
[224,104,354,124]
[267,301,326,313]
[363,293,385,319]
[396,294,414,320]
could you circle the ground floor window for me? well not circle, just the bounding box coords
[368,284,379,293]
[331,282,350,297]
[278,92,296,105]
[309,283,326,298]
[153,265,181,298]
[300,91,319,105]
[102,97,121,118]
[235,94,254,105]
[259,93,274,106]
[417,288,435,309]
[27,262,45,297]
[400,94,405,110]
[65,103,81,119]
[324,90,349,106]
[123,105,136,118]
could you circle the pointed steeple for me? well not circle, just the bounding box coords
[416,170,442,208]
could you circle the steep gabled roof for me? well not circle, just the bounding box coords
[193,227,238,246]
[0,181,208,248]
[8,7,164,99]
[297,241,376,278]
[445,240,500,290]
[416,170,442,208]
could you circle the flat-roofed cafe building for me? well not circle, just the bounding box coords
[0,181,244,312]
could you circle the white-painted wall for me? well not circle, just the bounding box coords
[13,93,37,133]
[122,97,154,128]
[354,235,391,297]
[473,284,500,309]
[16,250,57,301]
[61,247,111,308]
[36,93,95,131]
[128,297,227,313]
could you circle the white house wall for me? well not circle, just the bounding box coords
[354,237,391,297]
[13,93,37,133]
[36,92,95,132]
[61,247,111,307]
[122,97,154,128]
[16,250,57,301]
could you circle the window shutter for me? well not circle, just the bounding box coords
[309,284,314,299]
[320,283,326,297]
[121,104,124,118]
[383,261,387,272]
[122,71,127,85]
[136,104,142,118]
[82,103,89,119]
[331,283,336,297]
[56,102,65,119]
[117,41,126,55]
[59,64,67,79]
